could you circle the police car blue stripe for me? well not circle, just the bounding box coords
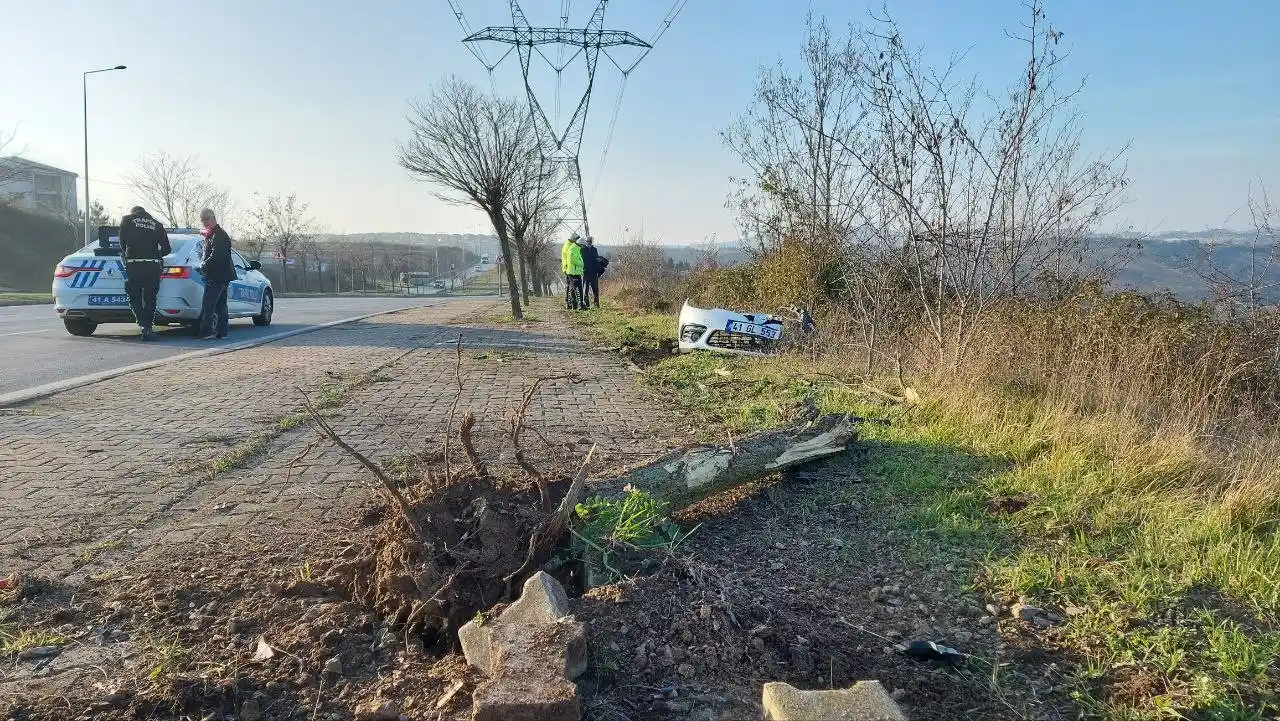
[71,262,90,288]
[85,259,105,288]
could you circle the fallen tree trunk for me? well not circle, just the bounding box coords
[602,413,861,510]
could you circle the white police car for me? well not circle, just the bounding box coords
[52,225,274,337]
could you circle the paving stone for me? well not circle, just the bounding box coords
[0,301,667,583]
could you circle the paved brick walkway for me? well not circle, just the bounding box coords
[0,300,671,578]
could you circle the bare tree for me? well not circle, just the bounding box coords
[248,193,313,293]
[397,77,540,319]
[126,152,229,228]
[0,127,25,188]
[729,1,1129,370]
[505,156,569,305]
[1190,185,1279,316]
[724,15,870,258]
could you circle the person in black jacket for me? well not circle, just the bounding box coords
[197,208,236,339]
[118,205,171,341]
[580,236,601,309]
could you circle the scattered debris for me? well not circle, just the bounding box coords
[251,635,276,661]
[16,646,61,661]
[896,639,965,666]
[1012,602,1065,627]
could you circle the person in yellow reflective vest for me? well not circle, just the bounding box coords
[561,232,585,310]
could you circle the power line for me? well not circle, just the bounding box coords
[446,0,501,94]
[625,0,690,73]
[456,0,689,237]
[586,70,627,214]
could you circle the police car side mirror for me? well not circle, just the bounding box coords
[248,260,262,271]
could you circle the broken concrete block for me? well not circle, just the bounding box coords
[458,616,496,676]
[460,571,582,677]
[471,672,580,721]
[461,572,588,719]
[505,571,572,626]
[762,681,906,721]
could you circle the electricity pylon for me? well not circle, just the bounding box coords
[464,1,650,238]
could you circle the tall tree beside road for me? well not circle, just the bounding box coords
[126,152,229,229]
[505,158,569,305]
[397,77,539,319]
[248,192,314,294]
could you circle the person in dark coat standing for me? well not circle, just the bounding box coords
[197,208,236,339]
[118,205,171,341]
[579,236,602,309]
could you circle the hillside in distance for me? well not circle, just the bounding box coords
[1099,230,1279,301]
[321,230,1275,302]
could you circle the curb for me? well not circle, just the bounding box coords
[0,304,429,409]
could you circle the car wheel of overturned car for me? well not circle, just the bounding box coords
[62,318,97,337]
[253,290,273,327]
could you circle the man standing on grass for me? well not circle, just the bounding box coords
[118,205,170,341]
[561,232,585,310]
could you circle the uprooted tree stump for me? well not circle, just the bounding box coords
[302,336,867,652]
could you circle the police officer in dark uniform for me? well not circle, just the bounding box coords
[119,205,171,341]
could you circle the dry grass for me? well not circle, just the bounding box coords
[577,285,1280,718]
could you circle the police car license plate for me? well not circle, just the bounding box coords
[726,320,781,340]
[87,294,129,306]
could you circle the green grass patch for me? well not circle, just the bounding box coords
[77,538,124,564]
[0,627,67,654]
[0,292,50,306]
[572,302,1280,718]
[568,300,673,352]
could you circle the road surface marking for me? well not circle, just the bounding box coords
[0,329,52,337]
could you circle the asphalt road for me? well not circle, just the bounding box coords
[0,297,453,398]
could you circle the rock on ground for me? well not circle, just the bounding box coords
[461,571,589,721]
[762,681,907,721]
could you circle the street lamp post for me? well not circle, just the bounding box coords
[83,65,127,246]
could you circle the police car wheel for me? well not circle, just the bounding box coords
[63,318,97,337]
[252,291,273,327]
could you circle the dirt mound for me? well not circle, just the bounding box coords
[326,471,573,654]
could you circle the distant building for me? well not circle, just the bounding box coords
[0,157,79,219]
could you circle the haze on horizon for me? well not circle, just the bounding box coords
[1,0,1276,244]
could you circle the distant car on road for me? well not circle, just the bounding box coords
[52,226,274,337]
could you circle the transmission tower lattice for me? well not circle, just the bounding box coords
[463,1,650,238]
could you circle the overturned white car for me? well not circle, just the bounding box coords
[677,301,813,356]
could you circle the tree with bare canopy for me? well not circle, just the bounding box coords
[0,126,25,188]
[126,152,230,229]
[247,192,314,294]
[397,77,538,319]
[505,158,569,306]
[725,1,1130,372]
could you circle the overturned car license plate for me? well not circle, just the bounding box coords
[726,320,781,340]
[88,294,130,306]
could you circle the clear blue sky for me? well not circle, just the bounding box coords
[1,1,1276,241]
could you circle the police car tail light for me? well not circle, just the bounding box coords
[54,264,82,278]
[160,266,191,279]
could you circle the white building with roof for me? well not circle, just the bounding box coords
[0,156,79,219]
